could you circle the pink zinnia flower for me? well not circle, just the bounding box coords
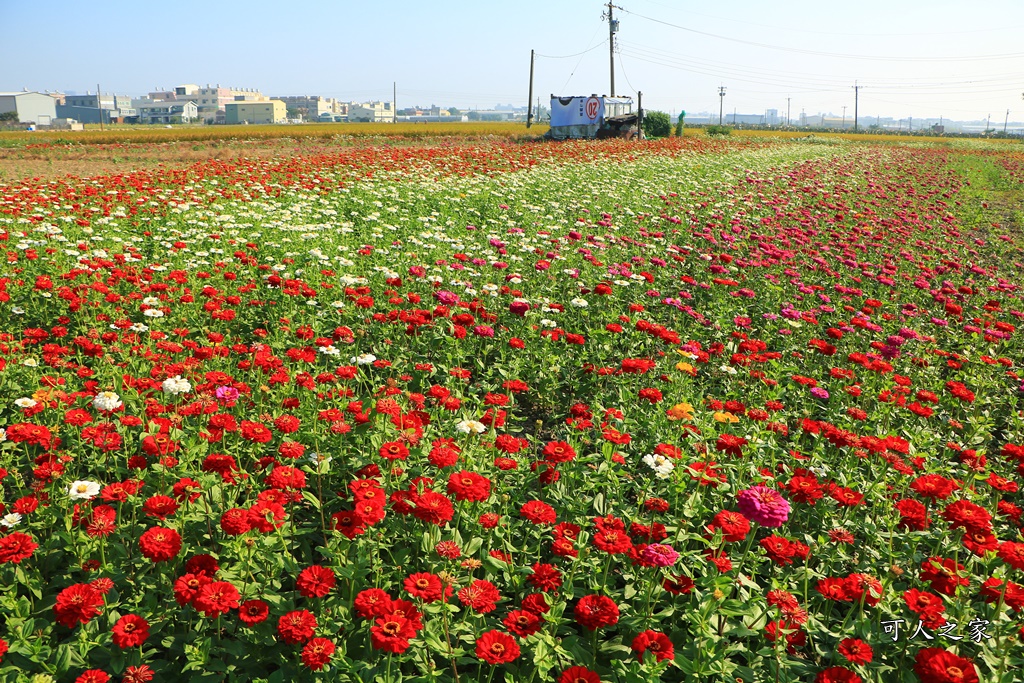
[215,386,239,401]
[641,544,680,567]
[810,387,829,400]
[737,486,790,528]
[435,290,459,305]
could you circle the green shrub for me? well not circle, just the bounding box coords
[706,124,732,136]
[642,110,671,138]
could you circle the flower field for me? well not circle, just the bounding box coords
[1,136,1023,683]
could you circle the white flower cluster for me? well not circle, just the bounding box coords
[351,353,377,366]
[162,375,192,395]
[92,391,123,412]
[455,419,487,435]
[642,454,675,479]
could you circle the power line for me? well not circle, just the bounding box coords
[617,6,1024,62]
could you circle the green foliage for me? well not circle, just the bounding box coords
[705,124,732,136]
[0,111,19,123]
[641,110,671,138]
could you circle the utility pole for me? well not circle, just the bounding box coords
[842,105,847,129]
[604,2,619,97]
[852,81,860,131]
[786,96,791,126]
[718,86,726,125]
[1004,109,1010,134]
[97,83,104,130]
[527,49,535,128]
[909,116,912,132]
[393,82,397,123]
[986,113,991,132]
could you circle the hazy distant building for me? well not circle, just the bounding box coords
[0,91,57,124]
[225,100,286,124]
[135,100,198,124]
[277,96,342,119]
[348,101,394,123]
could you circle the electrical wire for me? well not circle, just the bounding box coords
[618,6,1024,62]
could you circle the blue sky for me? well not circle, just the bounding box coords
[2,0,1022,121]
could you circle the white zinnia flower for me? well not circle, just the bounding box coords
[0,427,6,442]
[350,353,377,365]
[643,454,675,479]
[1,512,22,528]
[21,358,38,367]
[92,391,123,412]
[570,297,589,308]
[455,419,486,435]
[319,345,340,356]
[14,398,37,408]
[719,365,738,375]
[162,375,192,395]
[143,309,164,318]
[68,480,101,500]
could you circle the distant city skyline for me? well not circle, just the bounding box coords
[2,0,1022,122]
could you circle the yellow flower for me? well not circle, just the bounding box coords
[666,402,695,421]
[675,361,697,376]
[713,411,739,423]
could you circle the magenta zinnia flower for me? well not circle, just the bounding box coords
[641,544,680,567]
[737,486,790,528]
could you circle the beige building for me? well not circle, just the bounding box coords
[224,100,286,124]
[348,101,394,123]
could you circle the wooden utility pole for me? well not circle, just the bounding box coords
[527,50,535,128]
[97,83,104,130]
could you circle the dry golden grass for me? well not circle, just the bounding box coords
[0,121,549,146]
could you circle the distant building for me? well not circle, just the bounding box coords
[348,101,394,123]
[224,100,286,124]
[0,91,58,124]
[135,100,198,124]
[58,92,135,123]
[277,96,341,119]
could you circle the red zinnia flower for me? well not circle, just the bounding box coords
[301,637,336,671]
[631,630,674,662]
[458,579,501,614]
[138,526,182,563]
[111,614,150,648]
[122,665,154,683]
[0,532,38,564]
[913,647,979,683]
[53,583,104,628]
[838,638,873,665]
[238,599,270,625]
[296,565,336,599]
[75,670,110,683]
[277,609,318,644]
[503,609,543,638]
[815,667,862,683]
[193,581,241,618]
[475,630,520,664]
[520,500,557,525]
[370,613,416,653]
[559,666,602,683]
[574,594,620,630]
[404,572,452,603]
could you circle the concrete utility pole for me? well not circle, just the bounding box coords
[527,49,535,128]
[718,86,726,124]
[842,105,847,129]
[986,113,991,132]
[1005,109,1010,134]
[786,96,791,126]
[852,81,860,131]
[97,83,104,130]
[604,2,619,97]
